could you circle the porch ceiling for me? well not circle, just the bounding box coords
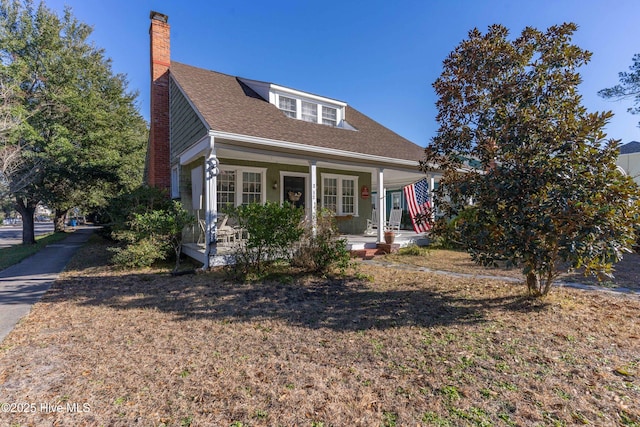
[215,143,434,188]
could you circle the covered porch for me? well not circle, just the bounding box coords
[178,132,440,268]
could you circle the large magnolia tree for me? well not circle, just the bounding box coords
[0,0,147,242]
[423,23,640,297]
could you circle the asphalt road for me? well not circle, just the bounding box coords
[0,223,56,249]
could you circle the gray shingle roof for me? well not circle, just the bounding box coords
[169,62,425,163]
[619,141,640,154]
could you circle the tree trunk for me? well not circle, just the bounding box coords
[174,245,181,273]
[526,272,541,297]
[526,271,554,298]
[54,208,67,232]
[15,197,37,245]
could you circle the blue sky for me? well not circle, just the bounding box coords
[44,0,640,146]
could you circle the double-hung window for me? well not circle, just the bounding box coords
[242,171,262,205]
[279,96,297,118]
[323,177,338,213]
[322,174,358,216]
[301,101,317,123]
[217,166,266,210]
[217,170,236,212]
[322,106,337,126]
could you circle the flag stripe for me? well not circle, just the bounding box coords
[403,178,432,233]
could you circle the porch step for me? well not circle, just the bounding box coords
[350,243,401,259]
[351,248,385,260]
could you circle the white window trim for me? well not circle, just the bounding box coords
[321,173,359,216]
[279,171,310,217]
[273,90,344,127]
[301,100,317,123]
[279,171,310,204]
[218,165,267,206]
[171,165,180,199]
[322,105,337,126]
[278,95,297,118]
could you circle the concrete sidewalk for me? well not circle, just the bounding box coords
[0,227,94,343]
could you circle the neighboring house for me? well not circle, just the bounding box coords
[146,11,440,267]
[617,141,640,185]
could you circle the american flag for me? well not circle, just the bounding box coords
[403,178,432,233]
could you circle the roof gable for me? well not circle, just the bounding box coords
[169,62,424,163]
[619,141,640,155]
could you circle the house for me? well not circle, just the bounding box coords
[146,11,440,267]
[617,141,640,185]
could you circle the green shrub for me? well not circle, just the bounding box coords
[110,200,195,271]
[109,237,164,269]
[226,201,305,277]
[293,209,352,274]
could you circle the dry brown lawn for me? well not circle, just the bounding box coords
[385,248,640,292]
[0,236,639,426]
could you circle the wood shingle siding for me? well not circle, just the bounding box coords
[170,78,208,163]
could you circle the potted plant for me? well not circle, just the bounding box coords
[384,229,395,244]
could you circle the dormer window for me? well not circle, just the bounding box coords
[277,95,342,127]
[301,101,317,123]
[273,90,346,127]
[322,106,337,127]
[239,78,353,129]
[279,96,296,118]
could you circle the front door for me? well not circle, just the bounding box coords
[283,175,306,209]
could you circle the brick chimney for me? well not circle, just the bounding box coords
[148,11,171,190]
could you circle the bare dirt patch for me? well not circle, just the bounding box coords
[0,237,638,426]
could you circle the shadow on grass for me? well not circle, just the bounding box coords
[44,267,548,331]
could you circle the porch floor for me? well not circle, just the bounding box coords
[183,230,430,266]
[344,231,429,251]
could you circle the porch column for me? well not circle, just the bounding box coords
[309,160,317,237]
[377,168,385,242]
[204,143,219,268]
[430,173,436,222]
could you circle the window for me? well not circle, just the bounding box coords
[391,192,402,209]
[171,165,180,199]
[279,96,296,118]
[342,179,355,214]
[323,177,337,212]
[274,90,343,126]
[322,106,337,126]
[217,167,266,208]
[242,171,262,205]
[301,101,317,123]
[217,170,235,212]
[322,174,358,216]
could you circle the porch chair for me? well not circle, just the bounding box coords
[216,214,237,245]
[386,208,403,233]
[365,208,378,235]
[365,207,403,235]
[197,218,206,246]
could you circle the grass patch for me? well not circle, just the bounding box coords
[0,235,638,425]
[0,231,70,271]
